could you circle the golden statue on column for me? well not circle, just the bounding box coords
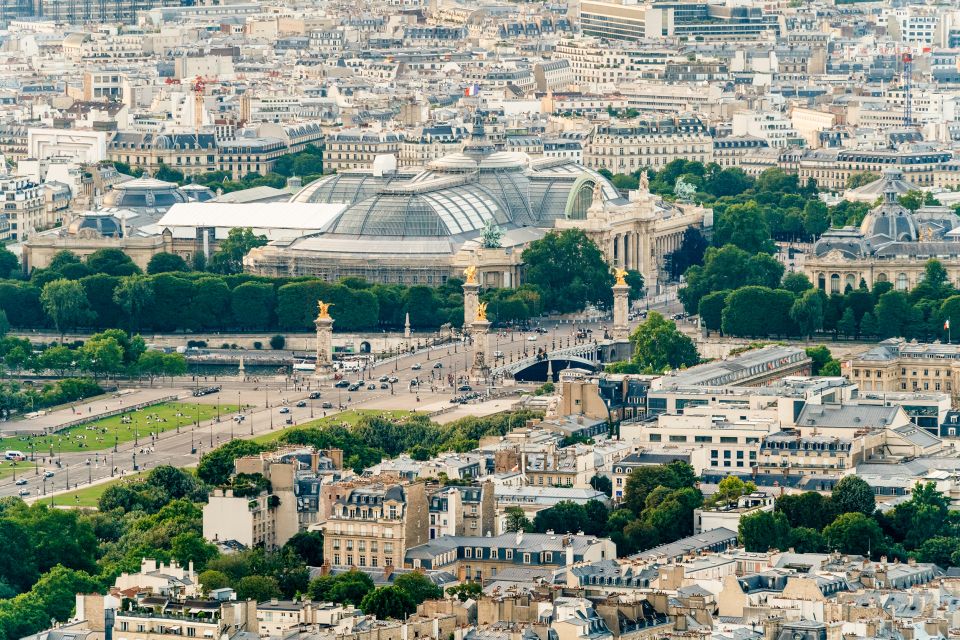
[614,268,628,286]
[463,265,477,284]
[475,301,488,322]
[317,300,334,319]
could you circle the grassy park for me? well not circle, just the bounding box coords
[251,409,412,445]
[0,402,239,456]
[49,472,144,508]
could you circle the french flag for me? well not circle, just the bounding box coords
[464,83,480,97]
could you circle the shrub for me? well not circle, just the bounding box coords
[270,335,285,350]
[253,341,262,350]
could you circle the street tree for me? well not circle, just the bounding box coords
[40,279,93,343]
[521,229,613,313]
[628,312,699,372]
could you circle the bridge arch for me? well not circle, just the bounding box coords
[512,357,598,382]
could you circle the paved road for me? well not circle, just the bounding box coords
[1,305,680,503]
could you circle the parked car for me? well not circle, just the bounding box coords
[433,362,443,369]
[367,383,376,390]
[527,335,537,341]
[380,383,389,389]
[379,375,389,382]
[43,471,54,478]
[278,407,290,414]
[335,380,351,388]
[389,376,399,383]
[348,383,361,391]
[458,385,472,392]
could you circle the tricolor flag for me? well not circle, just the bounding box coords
[946,319,951,330]
[464,83,480,97]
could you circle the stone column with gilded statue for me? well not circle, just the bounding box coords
[612,268,631,341]
[314,300,335,378]
[470,301,492,384]
[461,264,479,329]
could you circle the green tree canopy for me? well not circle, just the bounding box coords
[626,312,699,372]
[147,252,189,274]
[521,229,613,313]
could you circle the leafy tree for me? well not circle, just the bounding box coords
[710,476,756,507]
[846,171,880,189]
[832,475,876,516]
[236,575,282,601]
[781,272,813,295]
[788,527,827,553]
[41,279,93,342]
[79,334,124,378]
[0,247,19,279]
[504,506,533,532]
[590,474,612,496]
[137,350,167,385]
[859,312,879,338]
[790,289,825,339]
[393,572,442,604]
[777,491,836,530]
[446,582,482,602]
[643,486,702,543]
[722,287,794,337]
[664,228,708,280]
[209,227,268,275]
[198,569,232,594]
[522,229,613,313]
[802,200,830,238]
[876,290,915,338]
[198,440,266,485]
[232,282,274,330]
[915,536,960,568]
[823,512,887,556]
[86,249,141,276]
[360,586,416,620]
[696,289,728,335]
[191,277,231,331]
[704,167,753,197]
[270,335,286,350]
[713,202,775,254]
[622,461,697,517]
[627,312,698,372]
[38,346,76,377]
[170,532,218,572]
[308,570,373,606]
[739,510,792,552]
[883,482,952,550]
[533,501,591,534]
[837,307,857,338]
[113,275,154,333]
[147,252,189,274]
[283,530,324,566]
[0,519,38,592]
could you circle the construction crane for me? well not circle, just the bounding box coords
[902,52,913,127]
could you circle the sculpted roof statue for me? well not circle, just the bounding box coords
[475,301,488,322]
[614,268,628,286]
[317,300,334,319]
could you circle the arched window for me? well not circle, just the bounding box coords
[876,273,888,283]
[845,274,856,291]
[830,274,840,293]
[818,274,826,290]
[896,273,908,291]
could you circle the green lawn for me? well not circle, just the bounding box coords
[49,473,144,508]
[0,402,239,456]
[251,409,412,445]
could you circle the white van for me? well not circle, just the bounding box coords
[4,450,25,461]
